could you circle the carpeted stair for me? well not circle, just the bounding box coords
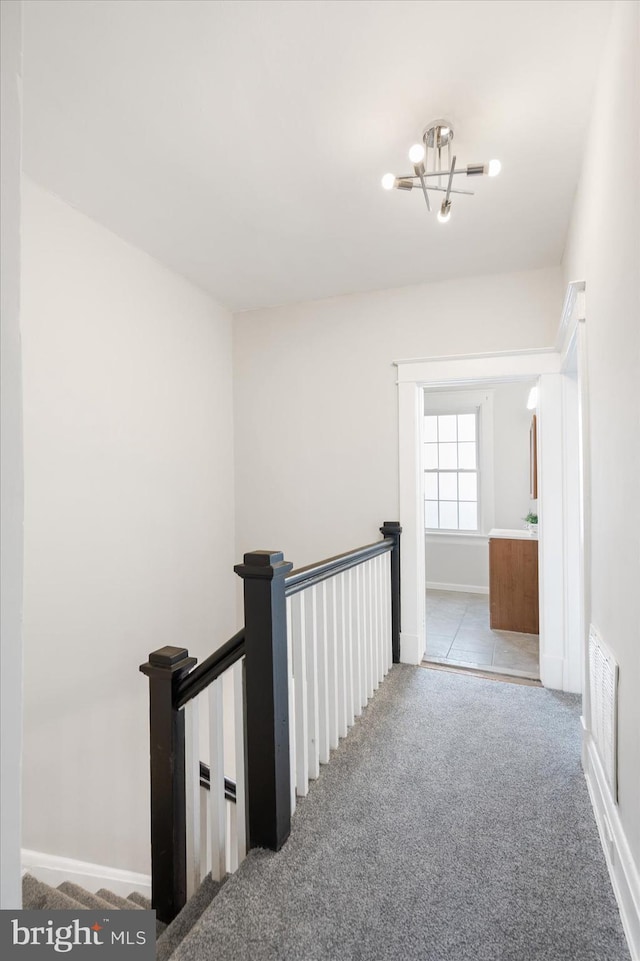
[22,873,165,938]
[21,871,226,957]
[155,874,227,961]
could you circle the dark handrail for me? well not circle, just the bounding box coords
[285,537,394,597]
[175,629,245,710]
[199,762,237,803]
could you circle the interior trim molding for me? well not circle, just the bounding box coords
[539,652,564,691]
[399,630,423,666]
[21,849,151,901]
[394,346,558,367]
[426,581,488,595]
[555,278,586,354]
[582,728,640,960]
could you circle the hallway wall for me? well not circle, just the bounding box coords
[563,0,640,932]
[0,0,23,910]
[233,266,561,570]
[20,180,237,874]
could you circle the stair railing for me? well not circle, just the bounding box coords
[140,520,400,924]
[282,522,401,806]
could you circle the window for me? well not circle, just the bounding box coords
[424,411,479,531]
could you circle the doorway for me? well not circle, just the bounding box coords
[422,380,540,681]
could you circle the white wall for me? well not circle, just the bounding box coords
[563,0,640,940]
[493,382,536,528]
[21,181,237,875]
[0,0,24,910]
[233,266,561,570]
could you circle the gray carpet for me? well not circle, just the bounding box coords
[156,874,226,961]
[173,665,629,961]
[22,874,166,939]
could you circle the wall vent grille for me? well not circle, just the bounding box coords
[588,625,618,802]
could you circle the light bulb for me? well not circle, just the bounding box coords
[488,158,502,177]
[408,143,425,164]
[437,200,452,224]
[381,173,396,190]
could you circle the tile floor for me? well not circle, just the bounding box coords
[424,589,540,679]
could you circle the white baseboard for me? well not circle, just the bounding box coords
[426,582,489,595]
[582,727,640,960]
[399,631,424,666]
[21,849,151,901]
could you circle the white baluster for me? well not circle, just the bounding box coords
[184,699,201,898]
[314,583,330,764]
[337,572,349,737]
[208,677,226,882]
[304,590,320,779]
[199,785,208,880]
[327,578,339,751]
[286,595,297,814]
[377,553,385,684]
[358,563,368,709]
[385,551,393,672]
[227,800,237,874]
[292,592,309,796]
[345,569,355,727]
[350,567,362,716]
[232,659,247,865]
[372,556,381,689]
[367,560,375,699]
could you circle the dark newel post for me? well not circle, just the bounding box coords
[139,646,196,924]
[234,550,293,851]
[380,521,402,663]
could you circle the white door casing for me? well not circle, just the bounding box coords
[394,317,587,695]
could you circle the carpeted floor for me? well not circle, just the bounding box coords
[173,665,629,961]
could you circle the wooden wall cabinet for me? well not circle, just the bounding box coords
[489,536,539,634]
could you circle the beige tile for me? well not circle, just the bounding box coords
[493,649,539,673]
[425,634,453,657]
[446,651,494,670]
[450,635,495,656]
[453,626,498,646]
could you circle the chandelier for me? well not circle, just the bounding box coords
[381,119,501,223]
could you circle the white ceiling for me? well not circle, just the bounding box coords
[22,0,613,311]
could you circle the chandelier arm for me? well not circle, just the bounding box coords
[398,177,474,195]
[444,155,457,205]
[420,185,474,197]
[397,169,469,180]
[416,167,431,212]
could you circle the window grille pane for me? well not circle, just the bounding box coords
[438,414,457,442]
[424,416,438,442]
[425,474,438,499]
[439,443,457,469]
[458,473,477,501]
[457,413,476,442]
[423,408,480,533]
[425,501,439,529]
[424,444,438,469]
[440,502,458,530]
[458,442,476,469]
[459,502,478,530]
[439,472,457,501]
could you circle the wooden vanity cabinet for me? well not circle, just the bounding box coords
[489,537,539,634]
